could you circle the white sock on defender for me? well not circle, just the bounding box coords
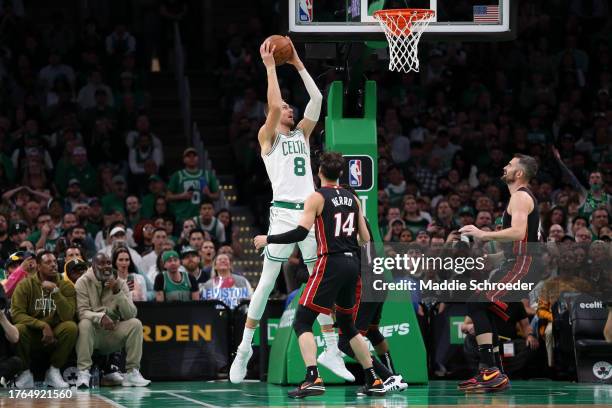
[321,330,339,351]
[306,261,314,275]
[317,313,338,350]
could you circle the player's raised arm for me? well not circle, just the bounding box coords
[286,37,322,141]
[253,192,323,249]
[258,40,283,154]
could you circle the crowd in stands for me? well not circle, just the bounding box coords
[0,1,251,388]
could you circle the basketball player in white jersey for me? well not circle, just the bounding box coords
[230,39,353,383]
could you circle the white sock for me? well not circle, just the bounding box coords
[322,330,339,351]
[239,327,255,351]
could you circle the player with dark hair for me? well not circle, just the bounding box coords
[254,151,385,398]
[458,153,540,392]
[337,184,407,392]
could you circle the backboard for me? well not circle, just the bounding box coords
[285,0,517,41]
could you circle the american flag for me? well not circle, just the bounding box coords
[473,5,499,23]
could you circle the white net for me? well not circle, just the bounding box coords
[373,9,435,73]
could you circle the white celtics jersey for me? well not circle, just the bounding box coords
[262,128,315,203]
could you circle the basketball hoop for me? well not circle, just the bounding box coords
[373,8,435,73]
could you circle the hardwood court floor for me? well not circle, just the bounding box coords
[0,380,611,407]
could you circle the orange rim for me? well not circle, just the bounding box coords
[373,8,435,36]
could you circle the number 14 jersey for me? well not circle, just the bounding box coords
[262,128,315,203]
[315,186,360,257]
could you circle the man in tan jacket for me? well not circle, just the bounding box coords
[74,253,150,388]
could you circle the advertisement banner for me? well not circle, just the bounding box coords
[137,301,230,380]
[450,316,466,345]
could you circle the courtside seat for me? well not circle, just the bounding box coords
[575,339,611,355]
[570,294,612,384]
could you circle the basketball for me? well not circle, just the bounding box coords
[266,35,293,65]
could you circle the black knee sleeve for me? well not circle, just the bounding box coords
[467,303,493,337]
[293,305,318,337]
[337,333,355,358]
[365,327,385,347]
[336,312,359,340]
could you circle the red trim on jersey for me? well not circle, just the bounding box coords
[488,302,510,322]
[352,275,362,322]
[513,230,528,256]
[486,255,532,302]
[300,255,331,314]
[315,216,328,257]
[335,304,354,314]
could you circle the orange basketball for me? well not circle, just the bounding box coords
[266,35,293,66]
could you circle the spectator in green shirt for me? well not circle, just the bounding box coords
[141,175,166,219]
[27,213,60,251]
[125,195,142,229]
[166,148,219,222]
[102,175,128,215]
[54,146,98,196]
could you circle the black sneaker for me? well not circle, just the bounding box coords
[458,367,509,393]
[357,378,386,397]
[288,377,325,399]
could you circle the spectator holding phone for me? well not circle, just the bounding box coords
[112,247,149,301]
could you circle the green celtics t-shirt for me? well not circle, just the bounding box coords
[579,191,612,218]
[168,169,219,221]
[26,230,59,252]
[141,193,156,219]
[102,193,126,215]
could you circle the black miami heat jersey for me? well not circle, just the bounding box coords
[502,186,540,256]
[315,186,360,256]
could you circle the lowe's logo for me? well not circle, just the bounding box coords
[314,323,410,348]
